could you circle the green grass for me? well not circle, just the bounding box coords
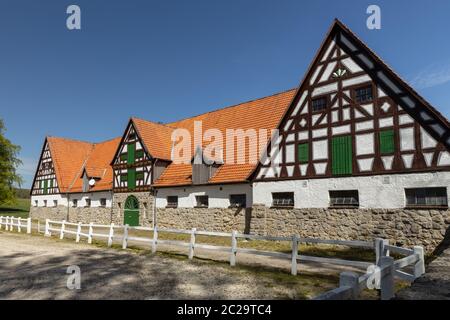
[0,198,30,218]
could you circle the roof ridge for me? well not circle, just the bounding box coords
[47,136,94,145]
[131,117,177,130]
[165,87,297,125]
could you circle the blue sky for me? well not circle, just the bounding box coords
[1,0,450,188]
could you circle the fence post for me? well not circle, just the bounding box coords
[230,230,237,267]
[189,228,196,260]
[375,238,384,265]
[413,246,425,278]
[340,272,359,299]
[107,223,115,247]
[291,235,299,276]
[152,226,158,253]
[60,220,66,240]
[6,216,10,231]
[45,219,50,236]
[17,218,22,233]
[380,256,394,300]
[75,222,82,243]
[88,222,93,244]
[122,224,128,249]
[27,218,32,234]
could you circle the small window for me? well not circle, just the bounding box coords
[120,174,127,183]
[136,171,145,180]
[354,86,373,103]
[43,200,47,207]
[120,153,127,161]
[100,198,107,207]
[312,97,327,112]
[379,130,395,154]
[167,196,178,208]
[85,199,91,208]
[230,194,246,208]
[34,200,38,207]
[272,192,294,208]
[405,188,448,208]
[330,190,359,208]
[72,199,78,208]
[53,200,58,207]
[195,195,209,208]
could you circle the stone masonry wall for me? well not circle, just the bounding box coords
[30,206,114,225]
[156,206,450,252]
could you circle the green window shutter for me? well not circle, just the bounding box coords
[136,171,144,180]
[49,179,53,188]
[298,143,309,163]
[136,149,144,159]
[128,168,136,190]
[120,174,127,183]
[43,180,48,195]
[332,136,352,175]
[379,130,395,154]
[127,143,135,165]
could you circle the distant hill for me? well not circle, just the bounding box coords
[14,188,31,199]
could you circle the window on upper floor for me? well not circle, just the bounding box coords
[85,199,91,208]
[329,190,359,208]
[229,194,246,208]
[405,188,448,208]
[34,200,38,207]
[312,97,328,113]
[167,196,178,208]
[379,130,395,154]
[53,200,58,207]
[195,195,209,208]
[43,200,47,207]
[72,199,78,208]
[100,198,107,207]
[271,192,294,208]
[354,85,373,104]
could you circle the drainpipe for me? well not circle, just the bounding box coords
[110,190,114,224]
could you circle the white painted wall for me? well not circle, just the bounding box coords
[253,172,450,209]
[156,184,252,208]
[31,191,113,208]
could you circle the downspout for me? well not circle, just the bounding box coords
[66,192,70,221]
[151,159,157,228]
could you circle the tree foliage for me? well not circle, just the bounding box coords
[0,119,23,204]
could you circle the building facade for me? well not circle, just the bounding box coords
[30,20,450,251]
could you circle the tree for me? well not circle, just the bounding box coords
[0,119,23,204]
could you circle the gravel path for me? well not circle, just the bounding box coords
[396,247,450,300]
[0,231,342,299]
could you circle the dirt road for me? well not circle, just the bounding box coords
[0,231,340,299]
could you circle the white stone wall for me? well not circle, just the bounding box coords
[253,172,450,209]
[156,184,252,208]
[31,191,113,208]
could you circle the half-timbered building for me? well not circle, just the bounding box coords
[30,20,450,251]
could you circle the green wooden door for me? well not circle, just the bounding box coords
[127,168,136,190]
[332,136,353,175]
[127,143,136,165]
[43,180,48,195]
[124,195,139,226]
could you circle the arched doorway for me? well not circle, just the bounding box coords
[124,195,140,226]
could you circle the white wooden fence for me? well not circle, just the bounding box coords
[0,216,31,234]
[5,217,423,300]
[314,239,425,300]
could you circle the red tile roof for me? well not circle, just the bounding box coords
[47,136,121,193]
[153,89,296,187]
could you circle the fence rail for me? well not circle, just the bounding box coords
[4,217,424,300]
[0,216,32,234]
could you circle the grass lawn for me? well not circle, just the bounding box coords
[0,198,30,218]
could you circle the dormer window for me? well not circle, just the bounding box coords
[312,97,327,113]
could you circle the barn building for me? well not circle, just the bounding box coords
[30,20,450,251]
